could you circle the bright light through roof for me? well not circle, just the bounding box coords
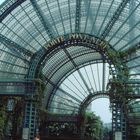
[0,0,6,5]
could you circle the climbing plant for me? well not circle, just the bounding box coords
[0,97,24,140]
[0,106,6,139]
[0,97,8,139]
[35,76,46,108]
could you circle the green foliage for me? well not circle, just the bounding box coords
[0,106,6,138]
[128,125,140,139]
[107,48,130,80]
[0,97,24,139]
[135,126,140,136]
[47,122,77,137]
[0,97,8,137]
[85,112,103,139]
[35,78,46,108]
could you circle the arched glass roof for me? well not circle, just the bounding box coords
[47,62,111,114]
[0,0,140,114]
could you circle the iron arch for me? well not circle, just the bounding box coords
[79,91,110,114]
[26,33,129,117]
[46,60,109,112]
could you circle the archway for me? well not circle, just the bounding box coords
[24,33,130,140]
[1,1,140,140]
[90,98,112,123]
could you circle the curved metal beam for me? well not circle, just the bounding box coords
[44,52,101,87]
[63,49,91,94]
[27,33,126,112]
[0,0,26,22]
[44,76,81,103]
[45,60,107,109]
[79,91,109,114]
[27,33,118,79]
[53,60,106,88]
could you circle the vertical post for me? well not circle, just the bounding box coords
[115,131,122,140]
[22,101,38,140]
[22,81,38,140]
[77,115,86,139]
[112,100,127,140]
[102,61,106,92]
[75,0,81,33]
[112,101,122,134]
[121,105,127,140]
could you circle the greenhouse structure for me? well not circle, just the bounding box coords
[0,0,140,140]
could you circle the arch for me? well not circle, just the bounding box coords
[80,91,110,114]
[1,1,140,140]
[27,33,129,115]
[27,33,128,83]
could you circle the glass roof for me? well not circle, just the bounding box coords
[0,0,140,114]
[47,62,111,114]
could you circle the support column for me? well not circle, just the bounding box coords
[112,100,127,140]
[22,81,39,140]
[80,119,86,139]
[121,111,127,140]
[77,115,85,139]
[22,101,38,140]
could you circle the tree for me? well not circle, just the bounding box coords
[85,112,103,140]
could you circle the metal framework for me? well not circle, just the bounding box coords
[75,0,81,33]
[100,0,130,39]
[0,0,140,140]
[30,0,55,39]
[0,34,33,57]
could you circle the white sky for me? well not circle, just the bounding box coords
[0,0,5,5]
[0,0,112,124]
[91,98,112,123]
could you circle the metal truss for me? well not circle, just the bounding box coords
[27,47,46,78]
[0,34,33,57]
[0,80,25,96]
[75,0,81,33]
[27,33,121,112]
[25,33,117,139]
[30,0,55,39]
[23,101,38,140]
[111,100,127,140]
[100,0,130,39]
[109,78,140,140]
